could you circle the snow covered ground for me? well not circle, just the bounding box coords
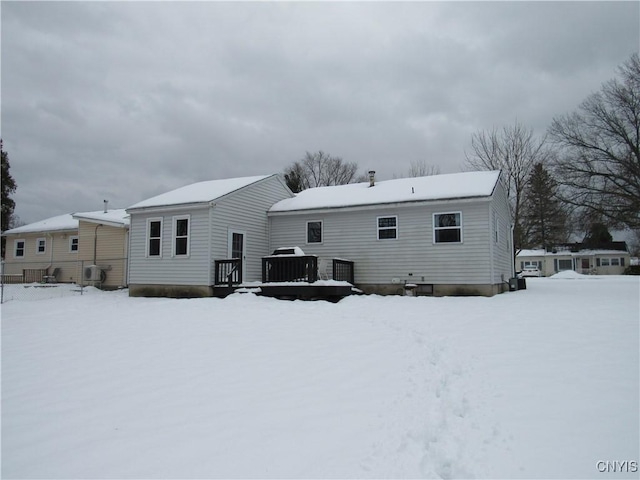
[2,275,638,479]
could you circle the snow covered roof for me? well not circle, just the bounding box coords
[269,170,501,213]
[517,248,629,257]
[2,213,78,235]
[127,175,274,211]
[73,209,130,228]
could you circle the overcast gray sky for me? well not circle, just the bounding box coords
[2,1,638,224]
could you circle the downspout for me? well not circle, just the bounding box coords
[46,232,54,272]
[94,224,102,265]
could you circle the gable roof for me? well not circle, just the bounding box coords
[2,213,79,235]
[127,175,275,211]
[269,170,501,213]
[73,209,130,228]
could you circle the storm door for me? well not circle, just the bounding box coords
[228,230,246,282]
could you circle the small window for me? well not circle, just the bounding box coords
[14,240,25,258]
[69,236,79,253]
[433,212,462,243]
[147,218,163,257]
[173,216,190,256]
[611,258,620,266]
[36,238,46,254]
[601,258,610,267]
[307,221,322,244]
[377,216,397,240]
[621,257,625,267]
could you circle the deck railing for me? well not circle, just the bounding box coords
[214,259,242,286]
[332,259,355,284]
[262,256,318,283]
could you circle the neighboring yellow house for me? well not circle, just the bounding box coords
[72,209,130,289]
[1,209,130,288]
[1,214,80,283]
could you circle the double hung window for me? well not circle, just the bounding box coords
[147,218,163,257]
[173,216,190,256]
[307,221,322,244]
[433,212,462,243]
[377,216,397,240]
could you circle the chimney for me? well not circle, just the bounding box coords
[103,199,108,213]
[368,170,376,187]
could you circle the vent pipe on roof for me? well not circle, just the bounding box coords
[103,199,108,213]
[368,170,376,187]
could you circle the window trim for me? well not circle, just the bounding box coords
[600,258,610,267]
[14,239,26,258]
[36,237,46,255]
[377,215,398,240]
[306,220,323,244]
[69,235,79,253]
[433,211,463,244]
[146,217,163,258]
[172,215,190,257]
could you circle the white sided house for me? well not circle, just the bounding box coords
[126,174,294,297]
[517,242,631,276]
[268,170,514,296]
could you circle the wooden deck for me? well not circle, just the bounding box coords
[212,255,356,301]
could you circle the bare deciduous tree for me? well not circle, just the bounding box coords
[549,53,640,230]
[465,121,549,248]
[408,160,441,178]
[284,151,359,193]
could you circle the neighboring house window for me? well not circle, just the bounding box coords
[307,221,322,244]
[14,240,25,258]
[555,259,573,271]
[69,236,79,253]
[36,238,46,254]
[611,258,620,266]
[173,215,190,256]
[522,261,541,269]
[377,216,397,240]
[621,257,625,267]
[147,218,163,257]
[600,258,610,266]
[433,212,462,243]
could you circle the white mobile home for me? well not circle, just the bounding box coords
[268,170,513,296]
[126,174,294,297]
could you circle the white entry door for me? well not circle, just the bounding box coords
[228,230,246,281]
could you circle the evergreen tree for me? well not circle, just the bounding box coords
[583,222,613,247]
[521,162,568,248]
[1,139,17,258]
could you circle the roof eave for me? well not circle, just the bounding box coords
[269,194,493,216]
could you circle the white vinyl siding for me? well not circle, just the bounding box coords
[270,200,495,286]
[128,175,293,287]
